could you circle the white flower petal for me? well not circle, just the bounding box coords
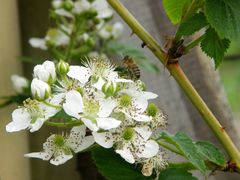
[137,140,159,158]
[29,38,47,50]
[116,147,135,164]
[29,118,45,132]
[81,118,99,132]
[92,132,114,148]
[75,136,95,153]
[11,75,29,94]
[98,98,117,117]
[96,117,121,130]
[142,91,158,100]
[24,152,51,161]
[92,77,105,90]
[67,66,91,84]
[134,126,152,141]
[66,125,94,152]
[132,114,152,122]
[50,153,73,166]
[6,108,30,132]
[132,97,148,113]
[63,90,83,119]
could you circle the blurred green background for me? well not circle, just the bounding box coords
[220,42,240,119]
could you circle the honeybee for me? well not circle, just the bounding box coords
[116,56,140,80]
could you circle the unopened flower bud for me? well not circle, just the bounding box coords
[31,78,51,101]
[33,60,56,84]
[11,75,29,94]
[102,81,118,97]
[56,60,69,76]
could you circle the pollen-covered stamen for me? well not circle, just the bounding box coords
[83,57,116,78]
[23,98,44,123]
[150,109,168,130]
[140,151,168,177]
[119,94,132,107]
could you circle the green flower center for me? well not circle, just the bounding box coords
[83,98,100,117]
[119,94,132,107]
[122,128,134,141]
[54,135,65,147]
[147,103,158,117]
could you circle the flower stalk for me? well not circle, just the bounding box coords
[107,0,240,169]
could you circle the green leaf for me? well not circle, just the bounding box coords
[163,0,204,24]
[205,0,240,41]
[177,12,208,37]
[163,0,190,24]
[200,27,230,68]
[92,147,151,180]
[160,132,206,173]
[105,42,159,73]
[195,141,226,167]
[158,168,198,180]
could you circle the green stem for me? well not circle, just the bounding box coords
[107,0,240,169]
[184,35,205,54]
[156,140,183,156]
[44,120,83,128]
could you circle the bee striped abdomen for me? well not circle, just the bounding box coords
[122,56,140,80]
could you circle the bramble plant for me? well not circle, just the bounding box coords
[1,0,240,179]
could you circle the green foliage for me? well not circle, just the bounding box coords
[162,0,204,24]
[0,95,29,108]
[160,132,206,173]
[162,0,190,24]
[200,27,230,68]
[205,0,240,41]
[158,168,197,180]
[92,147,151,180]
[105,41,159,72]
[195,141,225,167]
[176,12,208,37]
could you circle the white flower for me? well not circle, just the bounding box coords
[11,75,29,94]
[93,126,159,163]
[98,25,112,39]
[33,60,56,84]
[24,125,94,165]
[29,38,47,50]
[63,90,121,132]
[6,94,63,132]
[91,0,113,19]
[112,22,124,39]
[31,78,51,101]
[46,28,70,47]
[67,59,132,91]
[73,0,113,19]
[73,0,91,14]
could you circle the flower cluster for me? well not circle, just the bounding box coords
[29,0,124,54]
[6,58,167,176]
